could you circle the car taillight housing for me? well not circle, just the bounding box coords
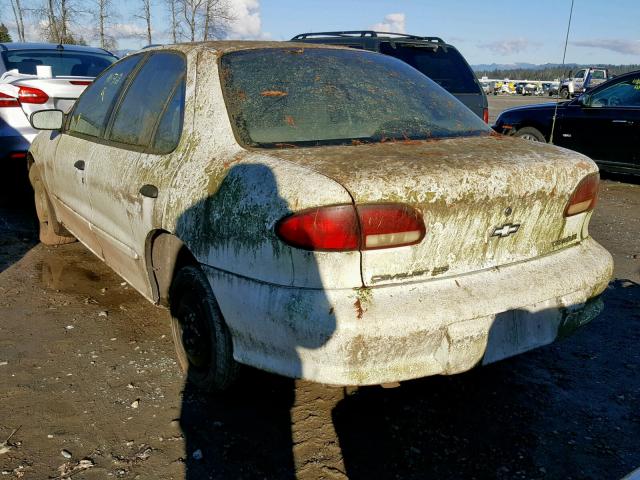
[275,203,426,251]
[565,173,599,217]
[483,107,489,124]
[0,91,19,108]
[18,86,49,104]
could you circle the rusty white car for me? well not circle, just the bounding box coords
[27,42,613,391]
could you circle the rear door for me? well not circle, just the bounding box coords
[86,51,187,298]
[50,54,143,257]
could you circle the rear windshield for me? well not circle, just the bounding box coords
[220,48,490,148]
[379,43,480,94]
[1,50,117,77]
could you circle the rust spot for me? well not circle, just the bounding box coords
[236,90,247,101]
[351,139,367,146]
[284,115,296,127]
[261,90,288,97]
[402,134,421,145]
[222,152,245,169]
[354,298,364,320]
[274,143,298,149]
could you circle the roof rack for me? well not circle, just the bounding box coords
[291,31,445,43]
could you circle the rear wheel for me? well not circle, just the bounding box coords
[560,87,570,99]
[169,265,239,392]
[514,127,546,143]
[30,168,76,246]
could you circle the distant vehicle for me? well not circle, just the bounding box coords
[0,42,117,163]
[559,67,609,99]
[494,70,640,175]
[291,31,489,122]
[27,42,611,390]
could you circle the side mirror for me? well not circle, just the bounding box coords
[30,109,64,130]
[576,94,589,107]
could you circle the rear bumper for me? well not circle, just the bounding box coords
[206,238,613,386]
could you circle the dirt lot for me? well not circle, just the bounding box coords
[487,94,558,124]
[1,127,639,478]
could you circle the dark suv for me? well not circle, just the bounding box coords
[291,31,488,122]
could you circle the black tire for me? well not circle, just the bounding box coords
[560,88,570,99]
[514,127,546,143]
[29,168,76,246]
[169,265,239,392]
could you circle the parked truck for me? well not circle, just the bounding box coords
[559,67,609,99]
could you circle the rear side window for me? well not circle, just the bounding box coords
[379,43,479,94]
[108,52,185,148]
[151,79,185,153]
[68,54,143,138]
[1,50,116,76]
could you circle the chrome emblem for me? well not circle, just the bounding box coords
[492,223,520,238]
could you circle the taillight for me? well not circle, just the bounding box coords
[0,91,19,108]
[483,108,489,124]
[275,203,426,251]
[70,80,92,86]
[565,174,599,217]
[18,86,49,104]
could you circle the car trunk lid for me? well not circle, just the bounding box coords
[268,135,597,286]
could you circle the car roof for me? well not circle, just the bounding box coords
[141,40,365,56]
[0,42,115,56]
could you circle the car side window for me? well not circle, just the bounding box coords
[591,70,605,80]
[590,75,640,108]
[151,79,185,154]
[108,52,186,148]
[67,55,143,138]
[575,70,585,79]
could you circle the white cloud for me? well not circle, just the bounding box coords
[109,23,148,40]
[226,0,269,40]
[477,38,540,56]
[369,13,406,34]
[571,39,640,55]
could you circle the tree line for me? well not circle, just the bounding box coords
[475,64,640,81]
[5,0,233,49]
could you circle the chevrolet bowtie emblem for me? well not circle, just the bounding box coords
[492,223,521,238]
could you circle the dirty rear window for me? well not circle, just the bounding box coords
[220,48,490,148]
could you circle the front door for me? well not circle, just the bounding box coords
[557,73,640,169]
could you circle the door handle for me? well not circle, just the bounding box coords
[73,160,85,170]
[139,184,158,198]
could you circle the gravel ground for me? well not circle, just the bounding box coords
[0,129,638,479]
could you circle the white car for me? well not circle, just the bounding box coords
[27,42,613,391]
[0,42,116,162]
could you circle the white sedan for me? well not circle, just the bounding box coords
[27,42,613,391]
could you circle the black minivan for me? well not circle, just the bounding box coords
[291,30,488,122]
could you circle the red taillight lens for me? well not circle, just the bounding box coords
[18,86,49,104]
[565,174,599,217]
[275,203,426,251]
[276,205,359,251]
[483,108,489,124]
[0,91,19,108]
[70,80,92,86]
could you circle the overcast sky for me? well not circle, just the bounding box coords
[3,0,640,65]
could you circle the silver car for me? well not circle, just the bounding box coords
[27,42,613,391]
[0,42,117,162]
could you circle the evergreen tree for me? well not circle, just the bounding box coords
[0,23,12,43]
